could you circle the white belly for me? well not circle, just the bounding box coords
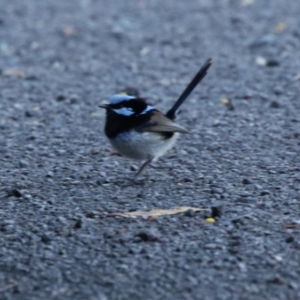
[109,130,178,161]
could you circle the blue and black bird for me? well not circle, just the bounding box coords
[99,58,212,178]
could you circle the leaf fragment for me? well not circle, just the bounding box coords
[205,217,216,223]
[2,69,26,78]
[110,206,207,218]
[275,22,287,32]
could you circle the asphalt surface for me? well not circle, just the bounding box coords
[1,0,300,299]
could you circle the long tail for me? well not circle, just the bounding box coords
[166,58,212,120]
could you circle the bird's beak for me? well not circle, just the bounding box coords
[99,104,109,109]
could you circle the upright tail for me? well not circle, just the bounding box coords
[166,58,212,120]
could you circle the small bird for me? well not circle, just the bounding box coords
[99,58,212,179]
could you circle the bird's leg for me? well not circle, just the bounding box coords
[134,159,152,180]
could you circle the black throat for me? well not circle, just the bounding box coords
[104,109,152,138]
[104,98,151,138]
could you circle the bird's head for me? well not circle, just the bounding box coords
[99,94,154,117]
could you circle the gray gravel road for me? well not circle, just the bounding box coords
[1,0,300,299]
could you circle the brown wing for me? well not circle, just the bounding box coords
[138,111,189,134]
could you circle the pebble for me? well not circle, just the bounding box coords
[270,101,280,108]
[56,95,66,102]
[242,178,252,184]
[46,171,54,178]
[260,191,271,196]
[130,165,138,171]
[6,189,23,198]
[19,160,29,168]
[136,230,160,242]
[285,236,294,243]
[41,234,52,244]
[184,209,195,217]
[74,219,82,229]
[69,94,79,104]
[25,144,35,151]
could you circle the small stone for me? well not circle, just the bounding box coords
[56,95,66,102]
[270,101,280,108]
[25,111,33,117]
[181,177,193,183]
[111,26,124,39]
[130,165,138,171]
[90,149,100,155]
[184,209,195,217]
[221,97,235,110]
[27,135,36,141]
[205,243,218,249]
[285,236,294,243]
[159,78,170,86]
[19,160,29,168]
[186,147,198,154]
[24,194,32,200]
[255,57,280,67]
[274,87,284,95]
[180,149,188,155]
[86,212,96,218]
[259,93,269,101]
[7,189,22,198]
[25,75,38,81]
[96,179,104,185]
[58,216,68,225]
[242,178,252,184]
[25,144,35,151]
[56,149,66,155]
[239,191,251,197]
[41,234,51,244]
[266,276,283,284]
[260,191,271,196]
[288,281,299,290]
[46,171,54,178]
[251,34,277,47]
[136,230,159,242]
[210,187,223,194]
[266,60,280,67]
[256,56,267,66]
[99,172,106,177]
[74,219,82,229]
[69,94,79,104]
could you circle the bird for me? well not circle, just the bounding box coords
[99,58,212,179]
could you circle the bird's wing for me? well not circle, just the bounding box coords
[135,111,189,134]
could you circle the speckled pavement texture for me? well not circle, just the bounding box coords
[0,0,300,299]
